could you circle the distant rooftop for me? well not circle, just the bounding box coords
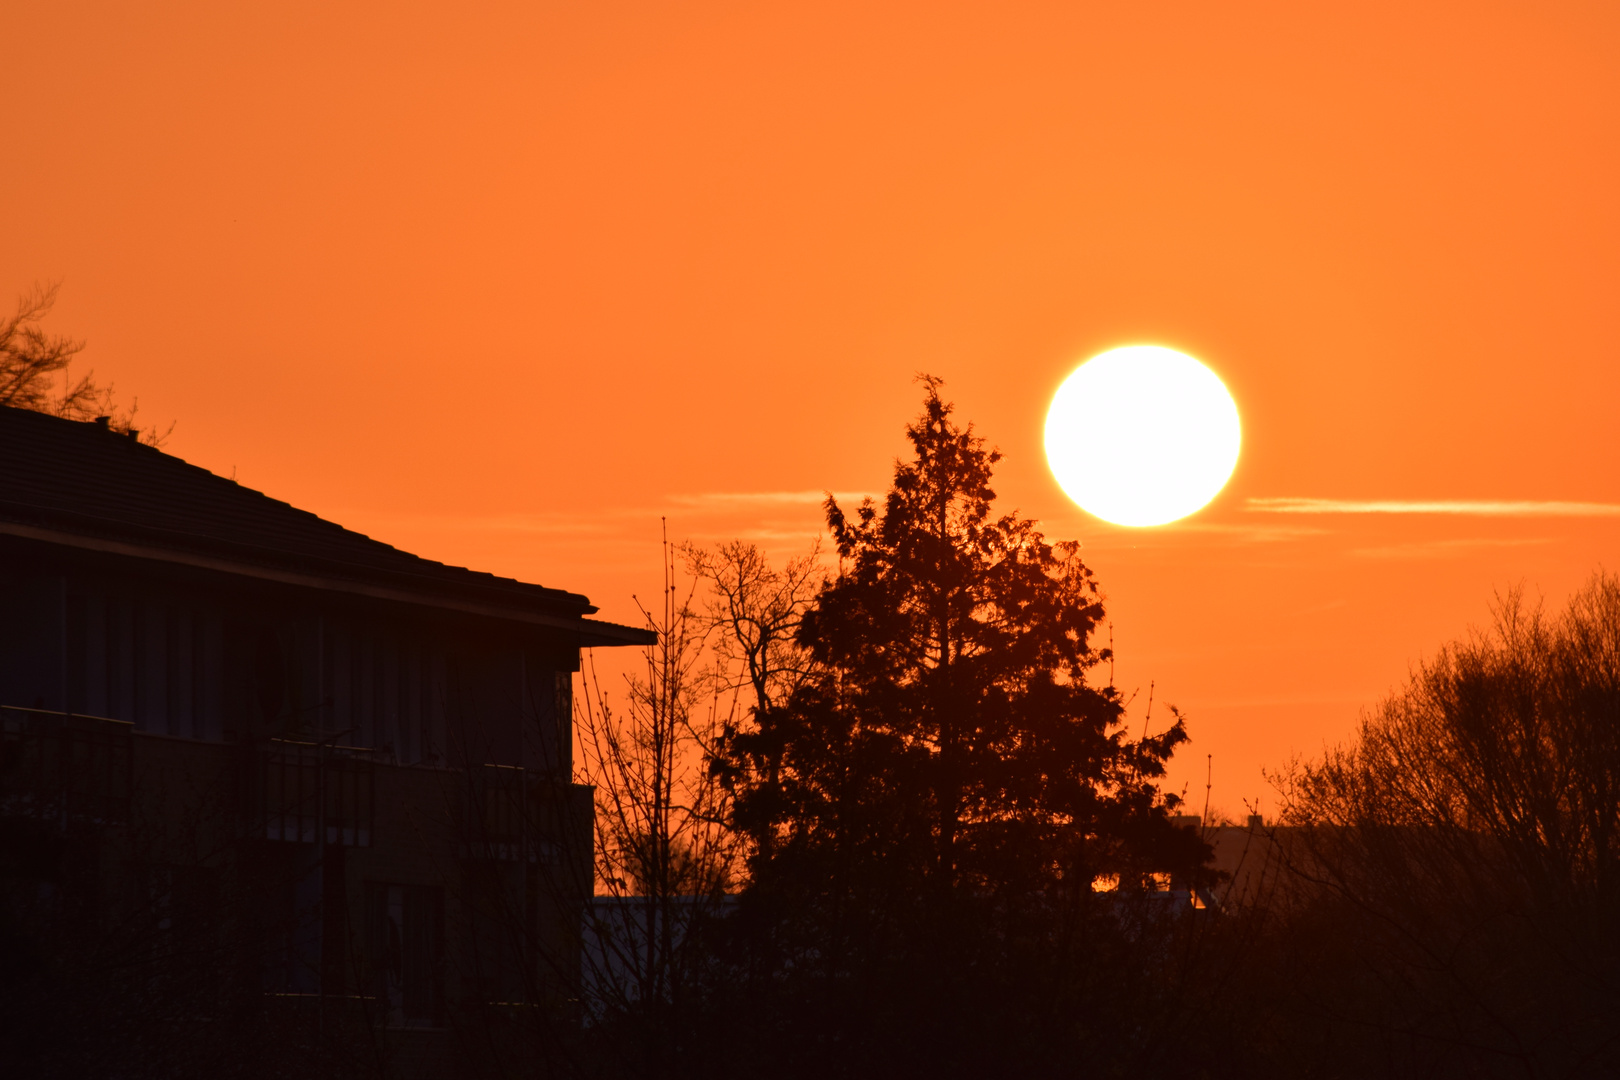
[0,405,649,644]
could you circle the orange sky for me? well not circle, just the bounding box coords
[5,0,1619,813]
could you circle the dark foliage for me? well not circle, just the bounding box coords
[731,379,1207,896]
[677,379,1215,1076]
[19,374,1620,1079]
[1249,573,1620,1078]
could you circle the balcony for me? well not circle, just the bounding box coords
[254,738,378,847]
[0,705,132,825]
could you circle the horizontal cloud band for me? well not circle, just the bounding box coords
[1248,498,1620,517]
[668,490,878,507]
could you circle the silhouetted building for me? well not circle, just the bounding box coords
[0,405,650,1075]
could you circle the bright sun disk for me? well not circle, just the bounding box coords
[1044,345,1241,527]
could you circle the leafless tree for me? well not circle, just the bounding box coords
[680,539,825,855]
[0,282,171,446]
[574,528,741,1021]
[681,539,827,720]
[1268,570,1620,1075]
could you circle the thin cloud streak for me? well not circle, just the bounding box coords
[1249,497,1620,517]
[336,491,852,542]
[336,510,642,536]
[1350,537,1556,560]
[1160,521,1329,541]
[666,490,878,507]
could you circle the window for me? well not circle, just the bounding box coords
[366,883,443,1027]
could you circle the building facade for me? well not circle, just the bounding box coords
[0,406,649,1076]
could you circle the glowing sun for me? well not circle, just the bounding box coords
[1044,345,1241,527]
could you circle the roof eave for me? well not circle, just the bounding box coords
[576,619,658,648]
[0,519,645,642]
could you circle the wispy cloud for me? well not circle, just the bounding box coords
[1248,497,1620,517]
[1160,521,1329,541]
[1072,519,1329,550]
[341,510,640,536]
[1350,537,1556,560]
[666,490,878,508]
[337,491,860,545]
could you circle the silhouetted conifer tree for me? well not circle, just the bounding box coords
[703,378,1211,1077]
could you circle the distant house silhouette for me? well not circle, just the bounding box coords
[0,405,651,1073]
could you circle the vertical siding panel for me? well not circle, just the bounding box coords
[380,634,400,757]
[141,604,168,735]
[65,592,87,715]
[357,630,374,748]
[296,617,323,738]
[402,643,421,764]
[173,610,194,738]
[109,598,133,725]
[329,627,350,740]
[83,593,107,718]
[427,651,447,765]
[198,613,223,741]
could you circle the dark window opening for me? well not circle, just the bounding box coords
[366,882,443,1027]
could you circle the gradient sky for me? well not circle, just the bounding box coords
[6,0,1619,813]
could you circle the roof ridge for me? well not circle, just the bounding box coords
[0,404,596,615]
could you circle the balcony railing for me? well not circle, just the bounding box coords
[0,705,132,824]
[255,738,377,846]
[459,765,585,865]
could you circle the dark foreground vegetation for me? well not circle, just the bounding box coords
[4,367,1618,1078]
[577,384,1620,1080]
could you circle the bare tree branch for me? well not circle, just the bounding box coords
[0,281,173,446]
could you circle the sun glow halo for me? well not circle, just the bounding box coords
[1045,346,1241,527]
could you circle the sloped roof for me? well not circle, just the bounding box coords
[0,406,650,645]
